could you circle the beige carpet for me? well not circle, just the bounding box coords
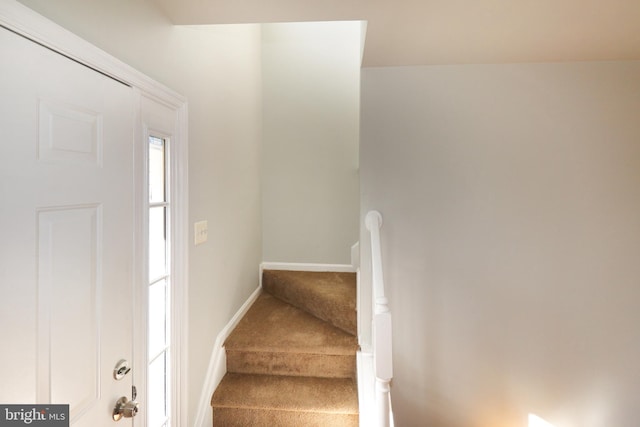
[211,270,359,426]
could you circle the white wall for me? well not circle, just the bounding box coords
[17,0,263,423]
[261,22,361,264]
[361,61,640,427]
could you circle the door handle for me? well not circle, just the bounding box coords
[112,396,139,421]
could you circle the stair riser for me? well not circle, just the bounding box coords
[262,271,357,336]
[227,350,355,378]
[213,408,359,427]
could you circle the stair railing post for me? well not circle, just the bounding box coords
[366,210,392,427]
[375,377,392,427]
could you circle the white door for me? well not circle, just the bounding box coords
[0,27,137,426]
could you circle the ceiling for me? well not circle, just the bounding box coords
[149,0,640,67]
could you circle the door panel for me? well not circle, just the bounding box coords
[0,27,136,426]
[38,205,104,419]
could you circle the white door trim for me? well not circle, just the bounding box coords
[0,2,189,426]
[0,0,184,106]
[138,92,189,427]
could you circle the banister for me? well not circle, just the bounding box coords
[365,210,393,427]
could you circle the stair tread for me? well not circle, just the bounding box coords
[225,293,358,355]
[212,373,358,414]
[262,270,357,335]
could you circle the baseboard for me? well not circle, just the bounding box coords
[261,261,356,273]
[192,284,261,427]
[351,242,360,270]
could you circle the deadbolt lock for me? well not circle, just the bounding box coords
[113,359,131,380]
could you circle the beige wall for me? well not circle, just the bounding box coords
[261,22,361,264]
[17,0,263,423]
[361,61,640,427]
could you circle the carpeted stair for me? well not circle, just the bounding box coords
[211,270,359,426]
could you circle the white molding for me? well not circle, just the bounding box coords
[173,100,190,427]
[142,95,189,427]
[193,285,262,427]
[351,242,360,270]
[131,88,149,427]
[0,0,185,108]
[261,261,356,273]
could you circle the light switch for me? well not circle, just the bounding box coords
[194,220,208,245]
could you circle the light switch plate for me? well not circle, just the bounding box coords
[194,220,208,245]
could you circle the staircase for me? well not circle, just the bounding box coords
[211,269,359,426]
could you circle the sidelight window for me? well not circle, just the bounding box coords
[148,135,171,427]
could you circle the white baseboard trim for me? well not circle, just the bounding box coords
[192,284,262,427]
[261,261,356,273]
[351,242,360,270]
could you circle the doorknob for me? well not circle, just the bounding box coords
[112,396,139,421]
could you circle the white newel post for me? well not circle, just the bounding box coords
[366,210,393,427]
